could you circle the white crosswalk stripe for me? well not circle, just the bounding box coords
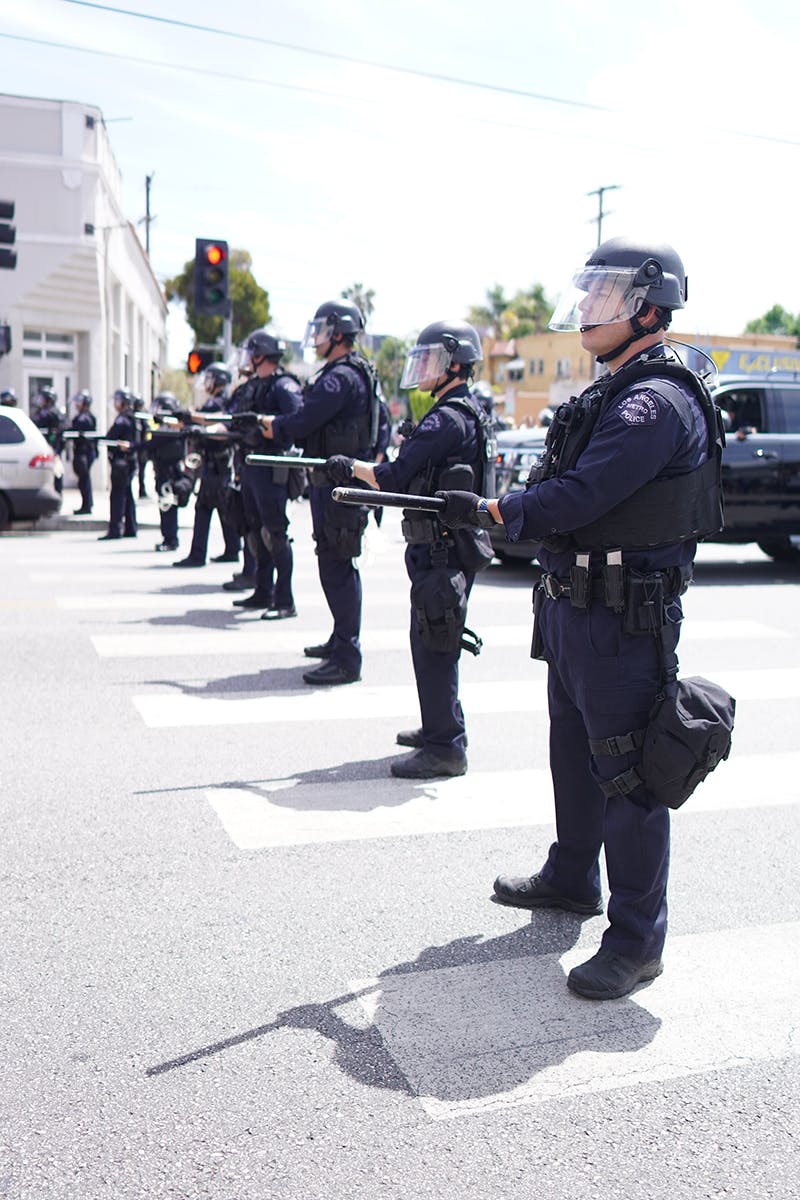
[132,664,800,730]
[350,920,800,1119]
[90,618,790,658]
[205,751,800,850]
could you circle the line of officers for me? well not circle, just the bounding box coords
[79,238,720,1004]
[78,300,497,790]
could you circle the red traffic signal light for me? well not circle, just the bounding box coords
[193,237,229,317]
[187,347,217,375]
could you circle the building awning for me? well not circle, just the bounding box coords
[504,358,525,371]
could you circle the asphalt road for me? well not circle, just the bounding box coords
[1,492,799,1200]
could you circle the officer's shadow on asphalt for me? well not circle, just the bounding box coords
[145,914,662,1107]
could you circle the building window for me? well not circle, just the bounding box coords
[23,329,76,365]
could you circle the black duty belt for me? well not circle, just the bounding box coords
[540,573,607,601]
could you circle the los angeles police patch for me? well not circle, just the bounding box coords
[322,372,342,394]
[617,391,659,426]
[418,412,442,433]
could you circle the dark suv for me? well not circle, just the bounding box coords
[491,375,800,563]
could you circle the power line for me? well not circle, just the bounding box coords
[0,32,363,104]
[6,21,800,152]
[63,0,612,114]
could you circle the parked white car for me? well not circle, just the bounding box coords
[0,406,62,529]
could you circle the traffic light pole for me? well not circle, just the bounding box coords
[222,310,233,364]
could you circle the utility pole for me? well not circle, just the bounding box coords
[144,173,155,256]
[587,184,620,247]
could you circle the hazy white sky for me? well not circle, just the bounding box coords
[1,0,799,362]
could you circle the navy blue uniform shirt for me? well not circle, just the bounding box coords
[271,356,371,457]
[374,385,481,493]
[498,348,709,575]
[249,372,303,451]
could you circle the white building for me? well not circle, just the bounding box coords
[0,92,167,432]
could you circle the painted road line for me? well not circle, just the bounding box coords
[133,667,800,730]
[133,679,547,729]
[351,920,800,1119]
[94,625,535,658]
[91,618,792,658]
[203,753,799,850]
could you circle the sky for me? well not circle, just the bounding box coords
[1,0,799,365]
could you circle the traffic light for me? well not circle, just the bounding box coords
[187,347,217,375]
[193,238,229,317]
[0,200,16,271]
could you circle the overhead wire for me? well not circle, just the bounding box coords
[62,0,613,114]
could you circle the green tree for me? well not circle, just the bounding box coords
[467,282,553,339]
[341,282,375,326]
[467,284,510,331]
[744,304,800,340]
[164,249,270,348]
[375,335,409,405]
[155,368,192,404]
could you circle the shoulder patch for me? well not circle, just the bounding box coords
[418,412,442,433]
[322,372,343,394]
[617,390,660,426]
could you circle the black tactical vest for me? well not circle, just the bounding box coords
[304,354,379,458]
[531,351,725,552]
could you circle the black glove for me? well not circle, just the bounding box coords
[435,490,483,528]
[325,455,355,486]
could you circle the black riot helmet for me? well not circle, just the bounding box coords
[38,385,58,406]
[302,299,365,354]
[153,390,179,416]
[1,388,18,406]
[550,237,686,331]
[113,387,135,408]
[549,236,687,363]
[400,320,483,392]
[203,362,233,395]
[74,389,92,407]
[243,330,286,368]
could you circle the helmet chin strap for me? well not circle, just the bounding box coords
[594,309,668,365]
[430,366,460,398]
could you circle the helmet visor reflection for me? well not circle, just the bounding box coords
[549,266,651,331]
[301,317,335,351]
[400,344,452,390]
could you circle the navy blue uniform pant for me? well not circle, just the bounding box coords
[109,461,136,536]
[154,467,179,544]
[406,544,474,762]
[73,451,94,511]
[241,464,294,608]
[537,596,679,962]
[309,485,362,676]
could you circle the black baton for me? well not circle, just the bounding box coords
[332,487,446,512]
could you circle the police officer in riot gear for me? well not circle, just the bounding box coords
[0,388,18,406]
[261,299,377,685]
[325,319,495,777]
[148,391,190,552]
[436,238,724,1000]
[99,387,139,540]
[175,363,240,567]
[230,331,303,617]
[33,386,65,492]
[69,390,97,514]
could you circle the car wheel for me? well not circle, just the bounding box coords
[0,492,11,532]
[757,537,800,562]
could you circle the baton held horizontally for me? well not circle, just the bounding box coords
[332,487,446,512]
[245,454,327,468]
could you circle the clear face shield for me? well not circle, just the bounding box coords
[236,345,255,373]
[549,266,653,331]
[400,343,453,391]
[301,317,336,359]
